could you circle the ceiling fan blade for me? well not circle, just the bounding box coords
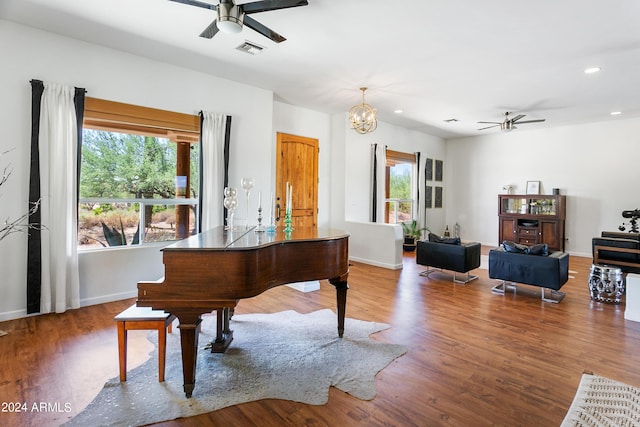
[199,19,220,38]
[169,0,217,11]
[241,0,308,14]
[477,121,501,125]
[515,119,546,124]
[243,15,286,43]
[509,114,525,122]
[478,124,500,130]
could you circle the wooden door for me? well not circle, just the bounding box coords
[275,133,318,228]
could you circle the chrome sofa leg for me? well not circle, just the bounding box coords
[421,267,478,285]
[491,280,516,295]
[453,271,479,285]
[419,267,439,277]
[541,288,565,303]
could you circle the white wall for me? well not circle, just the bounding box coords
[0,20,274,320]
[340,115,447,232]
[446,117,640,256]
[344,221,404,270]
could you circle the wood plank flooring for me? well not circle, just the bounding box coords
[2,250,640,426]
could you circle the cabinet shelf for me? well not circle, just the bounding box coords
[498,194,566,251]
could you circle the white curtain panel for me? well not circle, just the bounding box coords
[200,112,227,231]
[38,82,80,314]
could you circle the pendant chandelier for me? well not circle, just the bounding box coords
[349,87,377,134]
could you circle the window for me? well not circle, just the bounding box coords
[385,150,416,224]
[78,98,200,249]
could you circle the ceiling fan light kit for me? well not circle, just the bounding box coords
[349,87,377,134]
[217,2,244,34]
[171,0,309,43]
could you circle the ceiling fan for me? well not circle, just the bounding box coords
[170,0,309,43]
[477,112,546,132]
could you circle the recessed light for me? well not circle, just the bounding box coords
[584,67,601,74]
[394,109,403,114]
[610,111,622,116]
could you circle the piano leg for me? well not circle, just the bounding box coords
[211,307,234,353]
[329,278,349,338]
[177,313,202,398]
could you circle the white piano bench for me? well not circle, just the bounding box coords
[114,304,176,382]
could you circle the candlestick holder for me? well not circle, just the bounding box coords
[283,210,294,233]
[266,214,276,233]
[223,187,238,231]
[255,206,265,232]
[241,177,254,229]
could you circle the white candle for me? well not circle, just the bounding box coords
[289,185,293,213]
[285,182,290,214]
[269,192,274,219]
[258,191,262,209]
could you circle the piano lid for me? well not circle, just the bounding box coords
[162,226,349,252]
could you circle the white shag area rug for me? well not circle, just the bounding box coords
[64,309,407,426]
[562,373,640,426]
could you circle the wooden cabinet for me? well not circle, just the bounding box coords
[499,217,518,243]
[498,194,566,251]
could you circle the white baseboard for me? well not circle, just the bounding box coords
[80,290,138,308]
[349,256,403,270]
[0,291,137,322]
[0,308,29,322]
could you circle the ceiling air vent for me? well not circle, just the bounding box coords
[236,41,265,55]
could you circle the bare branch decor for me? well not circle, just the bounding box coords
[0,149,44,242]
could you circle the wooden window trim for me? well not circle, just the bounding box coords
[386,149,415,166]
[83,97,200,143]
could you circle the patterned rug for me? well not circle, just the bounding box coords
[64,309,407,426]
[562,373,640,426]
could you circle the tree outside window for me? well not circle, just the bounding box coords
[78,129,199,249]
[385,150,415,224]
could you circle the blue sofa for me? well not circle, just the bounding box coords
[488,245,569,303]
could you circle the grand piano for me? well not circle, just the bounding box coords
[137,226,349,397]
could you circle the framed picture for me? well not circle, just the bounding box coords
[526,181,540,194]
[425,158,433,181]
[425,185,432,208]
[435,160,443,181]
[435,186,443,208]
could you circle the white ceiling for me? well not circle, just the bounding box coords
[2,0,640,138]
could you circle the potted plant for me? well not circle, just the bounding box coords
[401,220,429,252]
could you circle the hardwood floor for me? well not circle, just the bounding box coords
[2,250,640,426]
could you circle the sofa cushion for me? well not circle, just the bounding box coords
[502,241,528,253]
[428,233,461,245]
[528,244,549,256]
[502,241,548,256]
